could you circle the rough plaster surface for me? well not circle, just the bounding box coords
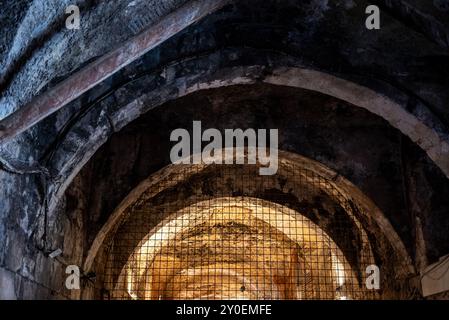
[0,0,448,299]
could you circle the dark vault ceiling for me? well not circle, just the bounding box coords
[0,0,449,300]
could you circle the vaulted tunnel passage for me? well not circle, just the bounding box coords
[72,84,427,300]
[1,0,449,301]
[108,196,371,300]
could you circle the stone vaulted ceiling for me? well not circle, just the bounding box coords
[0,0,449,300]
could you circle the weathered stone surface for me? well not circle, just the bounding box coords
[0,0,448,299]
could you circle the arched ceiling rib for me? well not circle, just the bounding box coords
[115,197,365,300]
[83,149,414,300]
[1,0,449,144]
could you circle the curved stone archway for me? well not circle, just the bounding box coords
[113,197,370,300]
[1,0,449,301]
[46,62,449,221]
[82,149,414,300]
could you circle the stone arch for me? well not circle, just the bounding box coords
[46,62,449,220]
[82,149,414,299]
[114,197,369,300]
[1,1,447,297]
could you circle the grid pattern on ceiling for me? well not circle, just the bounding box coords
[100,164,377,300]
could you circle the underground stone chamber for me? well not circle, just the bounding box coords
[1,0,449,301]
[39,84,445,300]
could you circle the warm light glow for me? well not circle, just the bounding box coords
[112,197,368,300]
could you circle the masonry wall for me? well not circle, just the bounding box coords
[1,0,449,299]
